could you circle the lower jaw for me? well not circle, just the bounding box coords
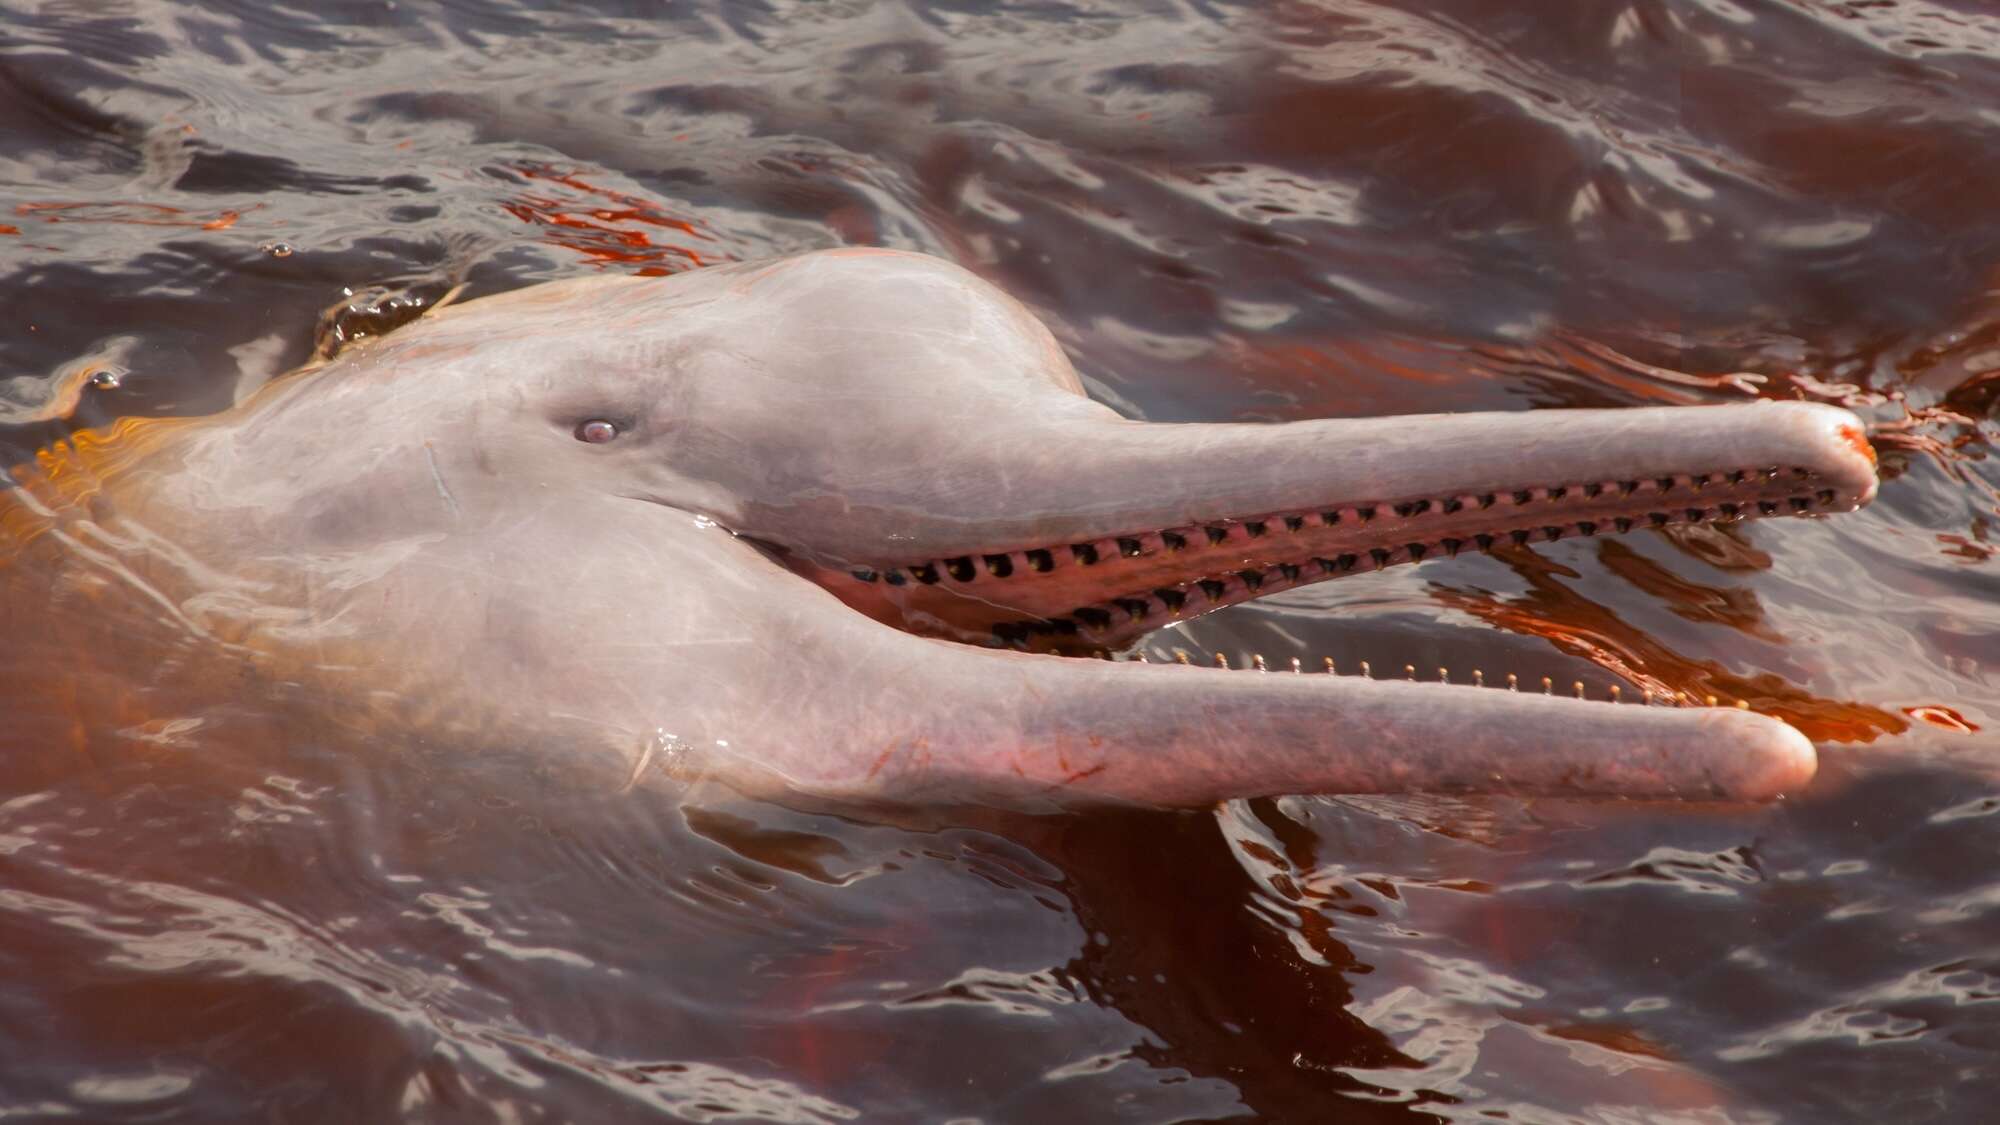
[1037,641,1758,715]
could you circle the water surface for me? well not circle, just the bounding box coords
[2,1,1997,1120]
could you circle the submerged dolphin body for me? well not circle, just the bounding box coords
[0,250,1878,806]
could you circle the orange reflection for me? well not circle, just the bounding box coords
[1531,1020,1677,1062]
[1430,548,1907,744]
[1905,705,1979,733]
[499,163,720,276]
[16,201,251,230]
[1596,540,1780,641]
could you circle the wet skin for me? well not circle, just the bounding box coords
[0,249,1879,807]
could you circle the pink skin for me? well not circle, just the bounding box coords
[2,249,1876,807]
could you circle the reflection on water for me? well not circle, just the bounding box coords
[2,0,1998,1119]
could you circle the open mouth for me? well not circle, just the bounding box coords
[796,451,1872,657]
[736,400,1876,803]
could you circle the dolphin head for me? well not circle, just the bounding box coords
[116,248,1876,806]
[458,250,1877,649]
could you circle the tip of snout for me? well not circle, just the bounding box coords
[1700,709,1818,800]
[1760,401,1879,510]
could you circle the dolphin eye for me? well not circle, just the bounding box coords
[575,419,619,444]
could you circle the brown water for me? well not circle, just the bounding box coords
[3,1,1998,1120]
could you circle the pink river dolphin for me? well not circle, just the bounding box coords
[0,249,1879,807]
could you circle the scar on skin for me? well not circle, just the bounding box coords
[865,745,896,781]
[1837,424,1878,467]
[623,727,688,793]
[423,440,461,518]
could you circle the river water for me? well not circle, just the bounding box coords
[1,1,1997,1120]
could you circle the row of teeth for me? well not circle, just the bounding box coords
[847,466,1833,589]
[1099,650,1753,708]
[990,482,1841,645]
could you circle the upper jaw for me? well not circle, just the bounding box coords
[770,401,1878,652]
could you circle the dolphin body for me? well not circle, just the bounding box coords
[0,249,1878,807]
